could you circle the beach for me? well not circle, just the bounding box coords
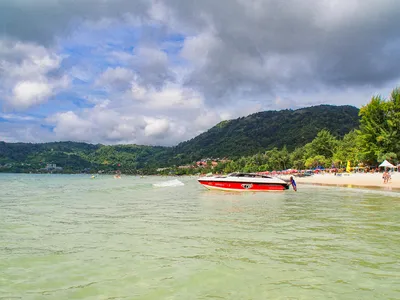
[290,172,400,190]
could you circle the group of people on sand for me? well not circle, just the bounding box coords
[382,170,392,184]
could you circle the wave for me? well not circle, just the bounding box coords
[153,179,185,188]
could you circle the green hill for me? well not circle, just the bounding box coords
[0,105,360,173]
[171,105,359,161]
[0,141,167,173]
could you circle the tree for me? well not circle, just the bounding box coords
[278,146,291,170]
[333,130,362,167]
[378,152,398,164]
[305,155,327,169]
[358,88,400,162]
[307,129,338,159]
[265,148,282,170]
[290,147,306,170]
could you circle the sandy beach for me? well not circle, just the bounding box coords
[285,173,400,190]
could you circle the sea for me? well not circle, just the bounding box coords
[1,174,399,300]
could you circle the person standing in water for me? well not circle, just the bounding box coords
[290,176,297,191]
[114,170,122,179]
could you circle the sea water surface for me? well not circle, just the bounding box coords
[0,174,399,300]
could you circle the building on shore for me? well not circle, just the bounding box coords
[41,164,63,172]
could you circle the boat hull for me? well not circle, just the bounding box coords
[198,180,289,191]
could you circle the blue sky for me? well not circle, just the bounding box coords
[0,0,399,145]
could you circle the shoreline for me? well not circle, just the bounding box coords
[297,181,400,192]
[285,173,400,191]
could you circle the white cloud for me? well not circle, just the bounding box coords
[96,67,135,91]
[0,41,62,78]
[134,46,168,65]
[181,31,220,66]
[47,106,178,145]
[124,46,174,88]
[130,82,203,110]
[148,1,169,22]
[193,110,222,131]
[43,79,219,145]
[0,113,37,121]
[0,40,68,110]
[102,45,176,93]
[12,81,53,109]
[49,111,93,141]
[2,0,400,146]
[44,90,268,146]
[144,118,170,138]
[0,122,53,143]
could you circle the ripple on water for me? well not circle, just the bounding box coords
[0,174,400,299]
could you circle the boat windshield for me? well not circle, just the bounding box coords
[227,172,273,179]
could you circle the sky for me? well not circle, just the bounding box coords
[1,0,400,146]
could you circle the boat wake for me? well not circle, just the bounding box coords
[153,179,185,188]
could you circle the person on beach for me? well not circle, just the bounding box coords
[382,170,390,184]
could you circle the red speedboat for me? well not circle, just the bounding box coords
[198,172,291,192]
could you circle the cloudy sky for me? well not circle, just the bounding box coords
[1,0,399,146]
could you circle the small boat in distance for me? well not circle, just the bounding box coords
[198,172,291,192]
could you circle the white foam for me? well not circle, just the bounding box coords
[153,179,185,188]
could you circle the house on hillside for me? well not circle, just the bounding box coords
[178,165,193,169]
[157,167,170,172]
[196,160,219,169]
[42,163,63,172]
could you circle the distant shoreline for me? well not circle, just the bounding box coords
[0,172,189,177]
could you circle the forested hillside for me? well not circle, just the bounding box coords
[172,105,359,161]
[0,105,360,173]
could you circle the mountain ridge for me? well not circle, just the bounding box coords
[171,104,359,160]
[0,104,360,172]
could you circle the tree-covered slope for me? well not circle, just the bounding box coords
[172,105,360,160]
[0,105,360,173]
[0,141,168,172]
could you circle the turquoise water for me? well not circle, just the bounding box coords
[1,174,399,300]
